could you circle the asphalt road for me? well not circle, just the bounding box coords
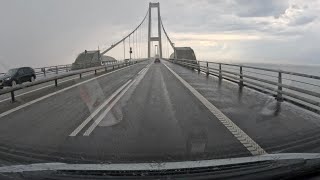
[0,59,319,165]
[163,60,320,154]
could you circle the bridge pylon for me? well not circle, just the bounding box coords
[148,2,162,58]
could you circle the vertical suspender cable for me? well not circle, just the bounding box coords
[136,29,138,59]
[134,31,136,60]
[129,35,131,60]
[134,31,136,59]
[135,31,137,59]
[167,36,170,59]
[139,27,141,59]
[137,28,139,59]
[132,33,134,60]
[123,39,125,60]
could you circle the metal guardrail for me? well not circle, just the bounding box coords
[1,61,130,81]
[32,61,120,79]
[167,58,320,113]
[0,60,145,102]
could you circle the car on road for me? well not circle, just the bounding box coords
[154,58,160,63]
[0,67,36,89]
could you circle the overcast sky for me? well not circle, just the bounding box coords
[0,0,319,70]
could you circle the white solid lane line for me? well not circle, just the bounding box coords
[0,64,140,119]
[69,80,132,137]
[163,63,267,156]
[0,72,96,103]
[83,64,151,136]
[137,68,145,75]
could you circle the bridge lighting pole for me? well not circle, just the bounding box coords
[239,66,244,86]
[130,47,132,60]
[219,63,222,79]
[276,72,283,101]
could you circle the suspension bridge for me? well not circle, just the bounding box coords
[0,2,320,164]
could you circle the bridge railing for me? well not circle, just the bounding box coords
[32,61,121,79]
[0,59,145,102]
[167,58,320,113]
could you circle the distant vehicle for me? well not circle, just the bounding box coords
[154,58,160,63]
[0,67,36,89]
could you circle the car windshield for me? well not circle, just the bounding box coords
[1,1,320,179]
[6,69,18,76]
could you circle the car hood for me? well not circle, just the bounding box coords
[0,153,320,173]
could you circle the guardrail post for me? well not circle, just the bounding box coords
[79,73,82,79]
[239,66,243,86]
[95,70,97,75]
[66,65,68,72]
[197,61,200,73]
[206,62,209,76]
[276,72,283,101]
[10,91,15,102]
[56,66,58,74]
[42,68,46,77]
[219,63,222,79]
[55,79,58,87]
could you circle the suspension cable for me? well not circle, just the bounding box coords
[160,17,175,50]
[167,35,170,59]
[101,9,149,55]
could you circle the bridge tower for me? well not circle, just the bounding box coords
[148,2,162,58]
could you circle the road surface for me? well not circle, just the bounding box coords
[0,59,319,165]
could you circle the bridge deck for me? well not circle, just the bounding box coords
[164,60,320,153]
[0,59,319,164]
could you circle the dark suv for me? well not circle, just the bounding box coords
[154,58,160,63]
[0,67,36,89]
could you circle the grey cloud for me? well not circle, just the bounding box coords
[0,0,319,68]
[165,0,318,38]
[0,0,150,68]
[288,15,316,26]
[233,0,288,17]
[203,0,288,18]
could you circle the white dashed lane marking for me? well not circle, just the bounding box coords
[69,80,132,137]
[83,64,151,136]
